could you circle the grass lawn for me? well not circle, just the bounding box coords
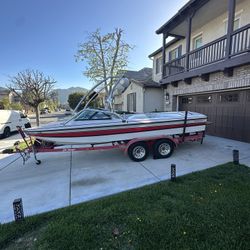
[1,138,33,154]
[1,163,250,250]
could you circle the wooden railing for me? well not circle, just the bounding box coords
[164,55,186,77]
[189,36,227,69]
[231,24,250,55]
[163,24,250,78]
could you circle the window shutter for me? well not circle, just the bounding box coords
[133,93,136,112]
[155,58,159,74]
[169,51,172,61]
[159,57,162,73]
[178,45,182,58]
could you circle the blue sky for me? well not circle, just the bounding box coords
[0,0,188,89]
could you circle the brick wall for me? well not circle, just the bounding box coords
[164,64,250,111]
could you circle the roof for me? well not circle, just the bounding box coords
[114,68,160,95]
[148,38,180,58]
[156,0,209,34]
[121,67,152,81]
[132,78,161,88]
[123,68,161,89]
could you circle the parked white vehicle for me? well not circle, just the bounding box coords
[0,110,31,138]
[64,109,73,116]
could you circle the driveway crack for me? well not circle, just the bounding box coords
[138,162,161,182]
[0,155,21,172]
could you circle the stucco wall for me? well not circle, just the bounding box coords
[164,64,250,111]
[144,88,164,112]
[122,82,144,112]
[113,95,123,104]
[120,82,165,113]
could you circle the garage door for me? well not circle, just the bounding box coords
[179,90,250,143]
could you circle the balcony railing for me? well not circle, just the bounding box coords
[163,24,250,78]
[231,24,250,55]
[165,55,186,76]
[189,36,227,69]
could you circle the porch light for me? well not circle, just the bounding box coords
[166,92,170,105]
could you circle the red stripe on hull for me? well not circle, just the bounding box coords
[30,122,206,138]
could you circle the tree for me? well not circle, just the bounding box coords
[68,91,104,111]
[10,102,23,111]
[68,92,85,110]
[75,28,133,107]
[8,69,56,126]
[0,97,10,110]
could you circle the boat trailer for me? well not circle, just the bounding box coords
[15,126,205,165]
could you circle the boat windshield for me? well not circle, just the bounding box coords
[127,112,185,121]
[73,109,121,121]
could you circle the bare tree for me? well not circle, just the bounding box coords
[75,28,133,107]
[8,69,56,126]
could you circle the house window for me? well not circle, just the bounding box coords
[181,97,193,104]
[233,18,240,30]
[224,16,241,33]
[20,113,27,118]
[155,57,162,74]
[169,45,182,61]
[197,95,212,103]
[169,48,179,60]
[127,93,136,112]
[219,93,239,102]
[193,34,203,50]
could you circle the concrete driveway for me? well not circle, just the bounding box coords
[0,135,249,223]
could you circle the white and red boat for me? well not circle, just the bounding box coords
[17,77,208,164]
[24,109,207,145]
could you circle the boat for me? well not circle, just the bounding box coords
[24,108,207,145]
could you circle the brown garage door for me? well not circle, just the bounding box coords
[179,90,250,143]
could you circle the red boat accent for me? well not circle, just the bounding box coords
[30,122,206,138]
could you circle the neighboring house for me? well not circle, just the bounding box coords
[0,87,13,103]
[113,68,164,113]
[149,0,250,142]
[0,87,22,109]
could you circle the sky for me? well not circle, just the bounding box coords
[0,0,188,89]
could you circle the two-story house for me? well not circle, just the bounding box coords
[149,0,250,142]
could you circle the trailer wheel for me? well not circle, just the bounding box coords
[25,122,31,128]
[3,127,11,138]
[153,139,174,159]
[128,142,148,162]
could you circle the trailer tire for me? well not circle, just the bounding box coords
[3,127,11,138]
[153,139,174,159]
[128,142,148,162]
[25,122,31,128]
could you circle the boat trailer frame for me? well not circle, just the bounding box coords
[15,126,205,165]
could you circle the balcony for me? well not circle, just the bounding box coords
[163,24,250,81]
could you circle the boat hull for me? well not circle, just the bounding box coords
[25,118,207,145]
